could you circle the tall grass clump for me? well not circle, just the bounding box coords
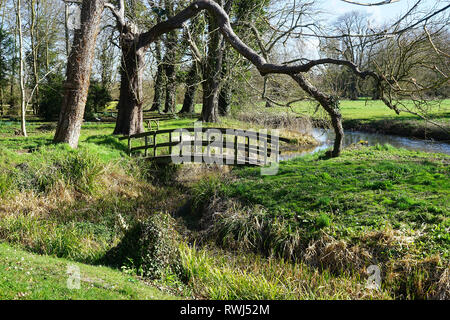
[235,110,313,134]
[9,146,104,195]
[0,215,113,263]
[179,243,391,300]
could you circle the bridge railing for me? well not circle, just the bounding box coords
[119,127,290,165]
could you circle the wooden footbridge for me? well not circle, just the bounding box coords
[119,127,289,166]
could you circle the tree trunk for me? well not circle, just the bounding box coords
[291,73,343,157]
[163,59,176,113]
[54,0,104,147]
[348,76,358,100]
[162,34,178,113]
[150,40,165,112]
[218,47,231,116]
[64,2,71,57]
[30,0,39,115]
[180,62,200,114]
[201,2,224,123]
[162,0,178,114]
[0,87,4,117]
[218,85,231,116]
[113,38,145,135]
[16,0,27,136]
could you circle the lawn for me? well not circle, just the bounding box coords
[284,99,450,122]
[0,242,176,300]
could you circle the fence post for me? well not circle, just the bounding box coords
[153,132,157,157]
[145,135,148,157]
[179,131,183,158]
[128,136,131,156]
[234,135,238,164]
[246,136,250,164]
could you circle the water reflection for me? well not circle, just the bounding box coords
[280,128,450,161]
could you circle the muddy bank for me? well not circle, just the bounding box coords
[343,119,449,142]
[311,118,449,142]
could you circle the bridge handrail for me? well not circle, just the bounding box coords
[119,127,291,143]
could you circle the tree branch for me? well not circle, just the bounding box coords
[340,0,400,6]
[105,1,125,27]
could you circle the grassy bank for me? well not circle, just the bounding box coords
[190,145,449,299]
[0,242,175,300]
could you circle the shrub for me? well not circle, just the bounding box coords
[102,212,185,280]
[38,75,64,121]
[39,77,112,121]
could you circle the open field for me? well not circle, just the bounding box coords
[238,99,450,141]
[290,99,450,121]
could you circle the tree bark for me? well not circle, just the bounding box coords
[150,39,165,112]
[54,0,104,147]
[16,0,27,136]
[30,0,39,115]
[180,61,200,114]
[218,82,231,116]
[160,0,178,114]
[201,1,224,123]
[65,2,71,57]
[218,46,231,116]
[113,37,145,135]
[162,37,177,114]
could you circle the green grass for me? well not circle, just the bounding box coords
[195,145,449,259]
[0,242,176,300]
[190,145,449,298]
[283,99,450,122]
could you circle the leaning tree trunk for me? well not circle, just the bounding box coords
[113,36,145,135]
[180,62,200,114]
[54,0,104,147]
[291,74,343,157]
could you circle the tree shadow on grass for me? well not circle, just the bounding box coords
[84,135,129,154]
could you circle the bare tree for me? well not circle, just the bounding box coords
[15,0,26,136]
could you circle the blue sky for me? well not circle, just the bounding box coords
[297,0,447,59]
[323,0,444,25]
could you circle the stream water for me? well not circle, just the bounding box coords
[280,128,450,161]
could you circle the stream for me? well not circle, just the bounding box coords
[280,128,450,161]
